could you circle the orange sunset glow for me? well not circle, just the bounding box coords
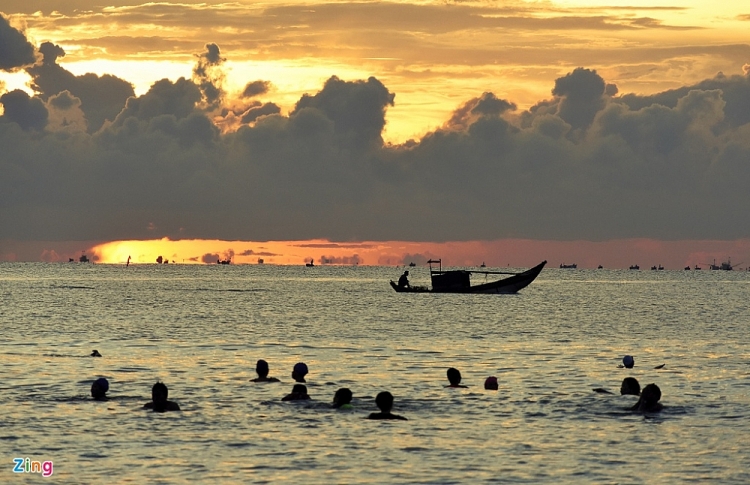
[82,238,750,271]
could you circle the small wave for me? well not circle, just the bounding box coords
[193,288,267,293]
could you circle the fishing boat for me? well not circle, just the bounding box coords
[708,258,737,271]
[390,259,547,294]
[559,263,577,269]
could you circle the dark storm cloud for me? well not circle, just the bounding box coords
[240,102,280,123]
[2,62,750,244]
[552,67,610,129]
[0,13,36,71]
[291,76,394,151]
[110,77,201,124]
[618,70,750,129]
[27,42,135,133]
[445,92,516,130]
[0,89,48,130]
[242,81,272,98]
[48,90,79,110]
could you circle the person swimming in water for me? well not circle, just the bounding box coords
[91,377,109,401]
[620,377,641,396]
[332,388,353,409]
[445,367,468,388]
[251,359,280,383]
[631,383,663,412]
[620,355,635,369]
[143,382,181,412]
[484,376,499,390]
[91,350,102,357]
[282,384,311,401]
[292,362,308,383]
[593,377,641,395]
[367,391,407,420]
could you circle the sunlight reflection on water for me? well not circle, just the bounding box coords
[1,263,749,483]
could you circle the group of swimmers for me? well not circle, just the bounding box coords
[90,377,181,412]
[592,355,664,412]
[257,360,407,419]
[89,352,663,415]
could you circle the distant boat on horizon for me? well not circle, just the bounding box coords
[629,265,639,270]
[709,258,737,271]
[559,263,577,269]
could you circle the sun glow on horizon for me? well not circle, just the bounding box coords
[90,237,550,267]
[86,237,750,270]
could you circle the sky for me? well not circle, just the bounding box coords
[1,1,749,267]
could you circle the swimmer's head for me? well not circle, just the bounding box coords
[91,350,102,357]
[623,355,635,368]
[256,359,269,378]
[152,382,168,403]
[375,391,394,412]
[640,383,661,406]
[292,362,308,382]
[620,377,640,396]
[333,388,353,407]
[91,377,109,400]
[447,367,462,386]
[484,376,499,390]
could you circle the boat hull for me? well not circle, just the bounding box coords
[390,260,546,294]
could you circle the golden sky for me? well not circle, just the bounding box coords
[2,0,749,142]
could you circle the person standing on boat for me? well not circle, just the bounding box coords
[398,271,410,289]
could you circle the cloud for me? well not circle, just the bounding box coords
[201,252,220,264]
[46,90,87,133]
[291,76,394,151]
[193,43,226,108]
[238,249,279,257]
[445,92,516,130]
[240,102,281,124]
[2,63,750,246]
[27,42,135,133]
[0,13,36,71]
[319,254,361,265]
[551,67,611,130]
[242,81,272,98]
[0,89,47,130]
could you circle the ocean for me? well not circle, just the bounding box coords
[1,262,748,483]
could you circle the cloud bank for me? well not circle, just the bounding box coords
[2,28,750,245]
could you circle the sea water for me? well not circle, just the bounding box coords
[1,262,748,483]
